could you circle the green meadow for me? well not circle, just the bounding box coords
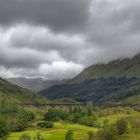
[6,122,97,140]
[0,96,140,140]
[2,108,140,140]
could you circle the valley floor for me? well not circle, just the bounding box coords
[5,122,97,140]
[3,109,140,140]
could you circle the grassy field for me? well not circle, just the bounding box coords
[1,107,140,140]
[96,109,140,140]
[6,122,97,140]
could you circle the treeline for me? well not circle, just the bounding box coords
[43,102,95,127]
[88,118,128,140]
[63,118,128,140]
[40,77,140,103]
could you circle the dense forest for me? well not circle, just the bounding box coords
[39,77,140,103]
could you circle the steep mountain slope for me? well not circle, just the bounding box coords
[69,53,140,84]
[7,77,67,92]
[39,77,140,104]
[0,78,47,103]
[39,54,140,104]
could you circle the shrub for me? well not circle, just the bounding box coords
[116,119,128,135]
[79,117,95,127]
[97,126,117,140]
[88,131,97,140]
[87,102,93,116]
[37,121,54,128]
[0,96,36,135]
[103,119,110,128]
[44,109,68,121]
[131,119,140,128]
[71,113,81,123]
[65,130,73,140]
[10,110,35,131]
[126,111,131,114]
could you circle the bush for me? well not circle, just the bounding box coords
[79,117,95,127]
[65,130,73,140]
[103,119,110,128]
[87,102,93,116]
[71,113,81,123]
[116,119,128,135]
[131,119,140,128]
[8,109,35,131]
[88,131,97,140]
[0,97,36,133]
[97,126,117,140]
[37,121,54,128]
[44,109,68,121]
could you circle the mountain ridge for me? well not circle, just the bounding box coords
[39,53,140,104]
[69,53,140,84]
[0,77,47,103]
[7,77,67,92]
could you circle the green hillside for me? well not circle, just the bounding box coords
[39,77,140,104]
[0,78,47,103]
[69,53,140,84]
[39,54,140,104]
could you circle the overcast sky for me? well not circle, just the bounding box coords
[0,0,140,80]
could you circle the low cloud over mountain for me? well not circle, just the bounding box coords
[0,0,140,79]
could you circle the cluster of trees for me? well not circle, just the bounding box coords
[65,120,128,140]
[43,106,128,140]
[0,97,134,140]
[88,118,128,140]
[44,103,95,127]
[40,77,140,103]
[44,108,68,121]
[0,97,35,138]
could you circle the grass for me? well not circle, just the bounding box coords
[6,122,98,140]
[96,109,140,140]
[2,107,140,140]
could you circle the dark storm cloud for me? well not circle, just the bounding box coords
[87,0,140,46]
[0,0,140,79]
[0,0,91,32]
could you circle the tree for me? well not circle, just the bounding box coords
[0,116,9,137]
[116,119,128,135]
[87,102,93,116]
[65,130,73,140]
[97,126,117,140]
[79,117,95,127]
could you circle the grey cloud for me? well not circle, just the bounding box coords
[9,24,86,63]
[0,0,91,33]
[87,0,140,46]
[0,0,140,79]
[0,46,60,68]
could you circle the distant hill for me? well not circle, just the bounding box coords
[39,53,140,104]
[69,53,140,84]
[0,78,47,103]
[7,77,67,92]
